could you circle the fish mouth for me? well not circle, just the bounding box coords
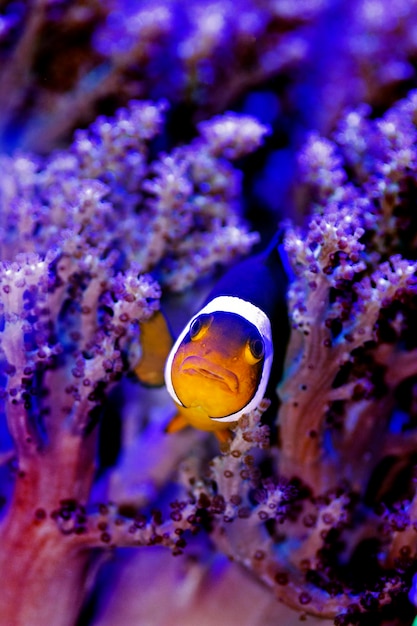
[181,356,239,393]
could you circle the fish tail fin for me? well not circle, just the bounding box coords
[264,225,295,283]
[265,227,285,256]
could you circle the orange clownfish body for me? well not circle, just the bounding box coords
[164,296,274,440]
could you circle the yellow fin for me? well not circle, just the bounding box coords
[165,412,233,442]
[214,429,233,444]
[134,310,173,386]
[165,406,234,441]
[165,412,189,434]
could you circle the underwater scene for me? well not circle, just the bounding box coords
[2,1,417,625]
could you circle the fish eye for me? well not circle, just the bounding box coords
[189,314,212,341]
[245,335,265,364]
[250,338,265,359]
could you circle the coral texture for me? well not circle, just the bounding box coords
[1,1,417,626]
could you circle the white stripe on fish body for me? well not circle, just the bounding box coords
[164,295,273,422]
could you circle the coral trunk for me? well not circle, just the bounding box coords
[0,435,96,626]
[0,514,90,626]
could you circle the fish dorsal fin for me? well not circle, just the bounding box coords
[134,310,173,386]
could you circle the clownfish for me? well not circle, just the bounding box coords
[162,231,291,441]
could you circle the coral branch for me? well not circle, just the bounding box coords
[0,92,266,624]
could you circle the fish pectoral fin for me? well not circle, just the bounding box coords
[134,310,173,387]
[165,412,189,434]
[214,428,233,444]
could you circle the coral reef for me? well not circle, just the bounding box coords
[1,1,417,626]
